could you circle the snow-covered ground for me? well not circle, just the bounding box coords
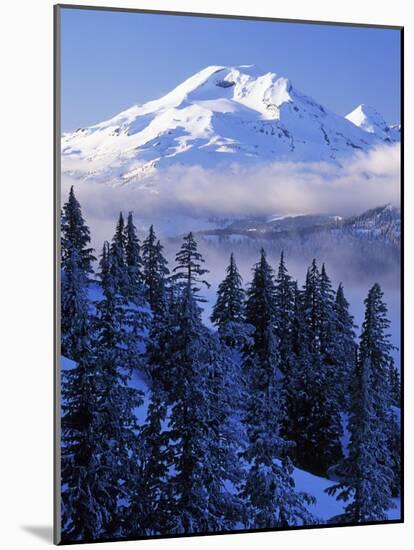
[292,467,400,522]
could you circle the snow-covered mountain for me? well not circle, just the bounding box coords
[345,104,400,142]
[62,65,400,186]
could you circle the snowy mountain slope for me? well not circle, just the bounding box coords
[345,104,400,142]
[62,65,399,186]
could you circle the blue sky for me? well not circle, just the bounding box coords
[60,7,401,132]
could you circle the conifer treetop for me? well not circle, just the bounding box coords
[61,185,96,273]
[173,232,210,301]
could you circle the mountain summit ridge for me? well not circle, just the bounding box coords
[345,104,400,141]
[62,65,400,186]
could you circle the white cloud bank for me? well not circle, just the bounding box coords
[62,143,400,242]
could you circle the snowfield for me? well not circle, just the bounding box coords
[61,65,400,185]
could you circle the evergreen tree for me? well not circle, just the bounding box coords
[113,211,127,251]
[147,284,241,534]
[61,238,97,540]
[244,249,276,360]
[211,252,248,347]
[124,211,143,290]
[388,364,401,408]
[122,212,150,339]
[206,334,245,529]
[172,232,210,301]
[61,187,95,360]
[274,251,295,375]
[320,267,355,409]
[319,264,337,359]
[61,350,103,541]
[282,281,311,455]
[387,409,401,498]
[240,250,315,528]
[90,242,144,536]
[273,251,296,442]
[326,284,395,522]
[62,349,143,541]
[61,246,91,361]
[141,225,169,311]
[334,283,357,409]
[107,215,150,354]
[62,241,144,541]
[127,385,172,536]
[303,259,321,343]
[109,213,128,294]
[132,257,243,535]
[126,282,176,536]
[61,185,95,273]
[292,260,343,475]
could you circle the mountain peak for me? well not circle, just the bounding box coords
[345,104,399,142]
[151,64,294,121]
[61,65,399,185]
[346,104,386,132]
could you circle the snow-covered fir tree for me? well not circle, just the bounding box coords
[211,252,250,347]
[109,213,129,295]
[61,245,91,361]
[126,281,176,536]
[387,409,401,498]
[61,254,99,540]
[122,212,150,338]
[89,242,145,537]
[273,251,296,440]
[62,239,143,541]
[326,283,395,522]
[61,350,105,541]
[172,232,210,301]
[244,249,277,361]
[167,287,217,533]
[334,283,357,409]
[291,260,343,475]
[158,286,242,533]
[240,249,315,528]
[211,252,244,327]
[124,211,143,290]
[61,186,95,274]
[201,328,245,531]
[141,225,170,312]
[274,251,295,375]
[319,263,337,357]
[282,281,310,452]
[127,384,173,536]
[388,364,401,408]
[61,187,95,359]
[112,211,127,250]
[320,266,353,407]
[109,216,150,355]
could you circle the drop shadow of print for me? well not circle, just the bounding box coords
[21,525,54,543]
